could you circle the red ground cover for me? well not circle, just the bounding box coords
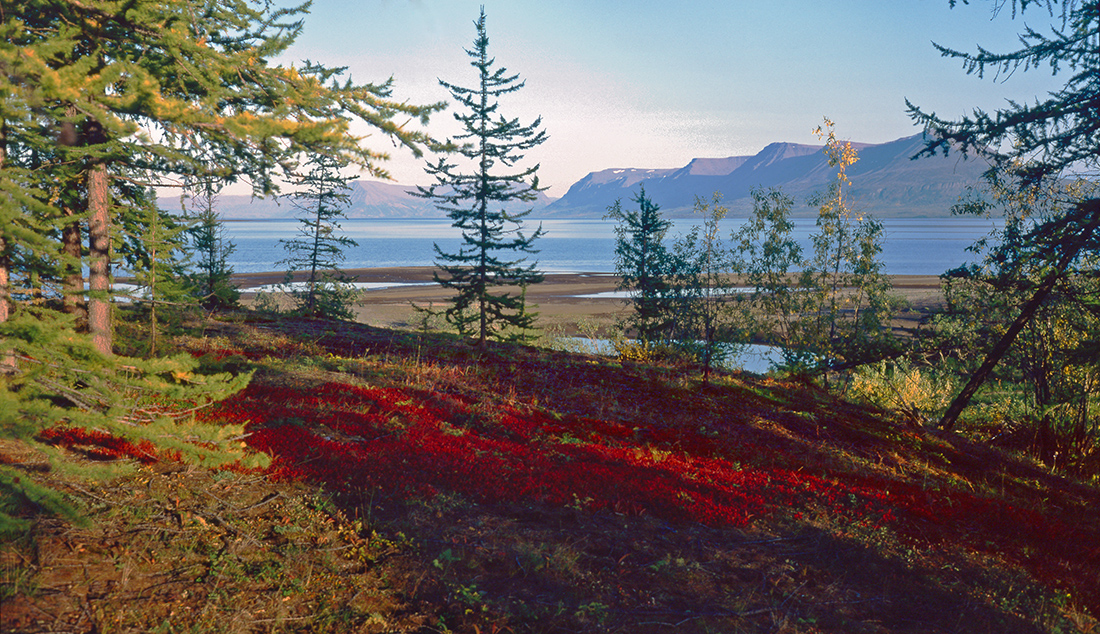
[41,375,1098,609]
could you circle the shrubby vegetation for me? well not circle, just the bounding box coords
[610,121,898,380]
[893,175,1100,469]
[908,0,1100,432]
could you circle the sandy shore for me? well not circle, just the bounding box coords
[234,268,945,336]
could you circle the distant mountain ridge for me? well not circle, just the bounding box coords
[171,134,990,220]
[170,181,557,220]
[544,134,989,218]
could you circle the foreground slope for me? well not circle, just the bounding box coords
[4,313,1098,633]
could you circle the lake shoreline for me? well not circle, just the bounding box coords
[231,268,945,336]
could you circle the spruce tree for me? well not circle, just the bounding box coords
[115,187,192,356]
[0,0,441,529]
[279,153,358,320]
[907,0,1100,430]
[417,8,548,347]
[184,180,239,310]
[2,0,441,354]
[606,187,677,345]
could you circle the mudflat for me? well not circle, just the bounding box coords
[234,268,945,336]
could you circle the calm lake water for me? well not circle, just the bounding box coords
[224,217,1001,277]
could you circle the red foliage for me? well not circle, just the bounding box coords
[199,379,1100,610]
[200,382,935,529]
[38,427,163,464]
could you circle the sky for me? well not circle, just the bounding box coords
[275,0,1067,196]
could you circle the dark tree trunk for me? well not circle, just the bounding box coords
[0,119,12,371]
[61,216,85,324]
[939,198,1100,431]
[60,106,86,323]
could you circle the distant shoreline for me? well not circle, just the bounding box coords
[231,267,943,290]
[225,267,944,336]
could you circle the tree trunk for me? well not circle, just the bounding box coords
[0,238,9,372]
[939,198,1100,431]
[0,120,13,372]
[60,106,86,323]
[62,215,85,324]
[87,161,112,356]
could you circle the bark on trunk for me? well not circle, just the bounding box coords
[0,236,11,373]
[0,120,13,371]
[62,217,85,324]
[87,162,111,356]
[60,106,86,323]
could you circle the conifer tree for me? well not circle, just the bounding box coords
[0,0,441,528]
[907,0,1100,430]
[184,180,239,310]
[607,187,678,345]
[417,8,548,347]
[1,0,441,354]
[279,153,358,320]
[115,187,192,356]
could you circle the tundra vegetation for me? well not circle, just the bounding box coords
[610,120,898,379]
[0,1,1099,633]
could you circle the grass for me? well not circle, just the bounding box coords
[3,309,1099,633]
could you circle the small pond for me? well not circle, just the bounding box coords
[553,338,783,375]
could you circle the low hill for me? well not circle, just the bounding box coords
[164,180,557,220]
[4,312,1097,633]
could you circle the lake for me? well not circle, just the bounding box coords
[223,217,1001,277]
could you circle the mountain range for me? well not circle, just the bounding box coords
[542,134,990,218]
[169,182,557,221]
[180,134,989,220]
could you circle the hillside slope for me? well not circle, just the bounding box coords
[3,313,1097,633]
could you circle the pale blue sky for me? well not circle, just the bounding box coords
[282,0,1064,194]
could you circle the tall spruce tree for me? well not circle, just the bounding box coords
[417,7,548,347]
[907,0,1100,430]
[279,153,358,320]
[0,0,441,530]
[1,0,441,354]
